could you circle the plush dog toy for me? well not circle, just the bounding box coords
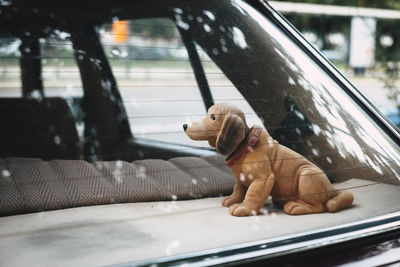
[183,103,353,216]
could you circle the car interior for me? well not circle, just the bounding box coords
[0,0,399,266]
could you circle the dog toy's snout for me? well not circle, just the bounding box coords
[183,124,188,132]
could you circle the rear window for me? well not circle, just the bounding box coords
[99,18,263,147]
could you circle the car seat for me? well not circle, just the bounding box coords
[0,97,81,160]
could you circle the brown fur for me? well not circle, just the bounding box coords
[184,103,353,216]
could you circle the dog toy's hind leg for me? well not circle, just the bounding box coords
[284,167,331,215]
[283,200,325,215]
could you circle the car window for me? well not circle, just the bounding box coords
[40,32,84,137]
[99,18,264,147]
[98,18,207,147]
[0,1,399,266]
[0,37,21,97]
[200,48,265,128]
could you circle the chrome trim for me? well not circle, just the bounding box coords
[118,211,400,266]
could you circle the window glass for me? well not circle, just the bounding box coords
[1,1,400,266]
[0,31,83,160]
[99,18,207,146]
[171,0,400,186]
[99,18,265,147]
[0,37,21,97]
[200,47,265,128]
[41,32,83,98]
[40,32,84,138]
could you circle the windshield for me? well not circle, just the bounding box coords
[0,0,399,266]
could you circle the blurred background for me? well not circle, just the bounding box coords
[1,0,400,139]
[270,0,400,126]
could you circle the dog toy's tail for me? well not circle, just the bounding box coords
[326,190,354,212]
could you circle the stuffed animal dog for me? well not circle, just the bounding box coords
[183,103,353,216]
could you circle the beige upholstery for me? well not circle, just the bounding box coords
[0,155,235,216]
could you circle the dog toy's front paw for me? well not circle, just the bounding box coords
[229,203,258,216]
[222,195,242,207]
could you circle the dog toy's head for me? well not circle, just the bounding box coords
[183,103,249,156]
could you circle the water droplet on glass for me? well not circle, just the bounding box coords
[203,10,216,21]
[95,162,103,170]
[56,30,70,40]
[54,135,61,145]
[175,14,189,30]
[137,165,146,179]
[116,160,123,169]
[294,110,305,120]
[203,24,211,32]
[138,150,144,158]
[28,90,43,101]
[232,27,247,49]
[111,48,121,57]
[173,7,183,14]
[0,0,12,6]
[220,38,226,45]
[165,240,180,256]
[1,169,11,177]
[260,208,268,215]
[326,156,333,164]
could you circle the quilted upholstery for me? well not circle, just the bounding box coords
[0,155,235,216]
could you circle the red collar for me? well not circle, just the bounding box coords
[225,126,262,167]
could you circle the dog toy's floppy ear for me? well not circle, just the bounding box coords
[216,113,245,156]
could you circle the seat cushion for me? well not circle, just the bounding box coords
[0,155,235,216]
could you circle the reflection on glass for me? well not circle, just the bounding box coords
[172,0,400,185]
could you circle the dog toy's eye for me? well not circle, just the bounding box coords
[211,114,216,120]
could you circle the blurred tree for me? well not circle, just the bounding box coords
[130,18,177,40]
[277,0,400,126]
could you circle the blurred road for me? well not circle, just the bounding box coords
[0,65,398,146]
